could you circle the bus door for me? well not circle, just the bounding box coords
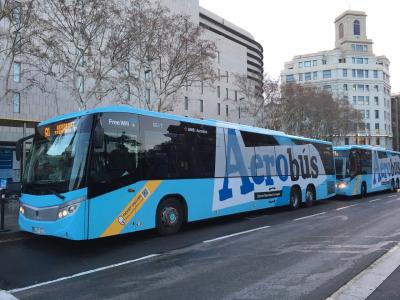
[87,112,141,239]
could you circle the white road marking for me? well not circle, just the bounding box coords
[388,195,396,198]
[202,225,271,243]
[327,242,400,300]
[0,290,18,300]
[293,212,326,221]
[369,198,382,203]
[336,204,358,211]
[0,237,30,244]
[8,254,159,294]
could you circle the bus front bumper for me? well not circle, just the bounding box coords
[18,202,86,240]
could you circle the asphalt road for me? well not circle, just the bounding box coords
[1,191,400,299]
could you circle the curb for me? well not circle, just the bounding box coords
[0,290,18,300]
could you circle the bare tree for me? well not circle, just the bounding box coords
[26,0,133,110]
[115,0,217,112]
[0,0,37,102]
[268,83,364,140]
[234,73,279,127]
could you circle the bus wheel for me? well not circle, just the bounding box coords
[156,198,184,236]
[289,187,301,210]
[360,183,367,198]
[305,186,315,208]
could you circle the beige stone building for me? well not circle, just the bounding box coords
[281,10,392,149]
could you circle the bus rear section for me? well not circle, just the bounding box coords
[334,146,400,197]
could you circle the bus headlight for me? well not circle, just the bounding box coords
[19,205,25,215]
[337,182,347,189]
[58,203,80,219]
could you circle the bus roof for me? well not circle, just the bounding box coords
[39,105,332,145]
[334,145,400,154]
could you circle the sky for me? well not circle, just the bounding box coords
[199,0,400,93]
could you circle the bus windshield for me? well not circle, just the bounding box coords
[334,150,349,179]
[22,115,93,195]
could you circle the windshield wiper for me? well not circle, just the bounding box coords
[49,190,66,201]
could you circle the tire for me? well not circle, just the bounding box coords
[360,183,367,198]
[305,186,315,208]
[289,187,301,210]
[156,198,184,236]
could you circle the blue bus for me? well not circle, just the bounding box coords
[334,145,400,197]
[17,106,336,240]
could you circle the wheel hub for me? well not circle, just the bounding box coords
[161,207,179,226]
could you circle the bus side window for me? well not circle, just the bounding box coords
[349,150,361,177]
[90,113,140,195]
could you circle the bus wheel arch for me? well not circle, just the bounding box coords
[304,184,316,208]
[289,185,301,210]
[155,194,187,235]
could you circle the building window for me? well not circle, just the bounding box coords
[13,62,21,82]
[199,99,203,113]
[13,92,20,113]
[353,96,357,105]
[373,70,378,78]
[366,85,370,92]
[225,88,228,99]
[357,57,364,64]
[235,90,238,101]
[225,71,229,83]
[77,75,84,93]
[375,123,380,130]
[374,85,379,92]
[323,85,332,92]
[353,20,361,36]
[304,61,311,67]
[358,84,364,92]
[357,69,364,78]
[305,72,311,81]
[345,137,349,145]
[298,73,303,81]
[343,84,348,91]
[13,4,22,24]
[322,59,327,65]
[286,74,294,82]
[376,137,380,145]
[217,103,221,115]
[184,96,188,110]
[312,60,317,66]
[353,84,357,91]
[15,32,22,51]
[226,105,229,117]
[342,69,347,77]
[366,123,370,131]
[366,96,370,105]
[217,86,220,98]
[298,62,303,68]
[339,23,344,38]
[364,58,368,64]
[375,110,379,119]
[323,70,331,79]
[313,72,317,80]
[238,106,241,119]
[366,110,370,119]
[374,97,379,105]
[364,70,369,78]
[217,51,220,64]
[358,96,364,105]
[145,88,150,104]
[201,80,204,94]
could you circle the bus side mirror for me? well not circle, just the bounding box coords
[16,140,22,162]
[94,123,104,149]
[15,134,35,161]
